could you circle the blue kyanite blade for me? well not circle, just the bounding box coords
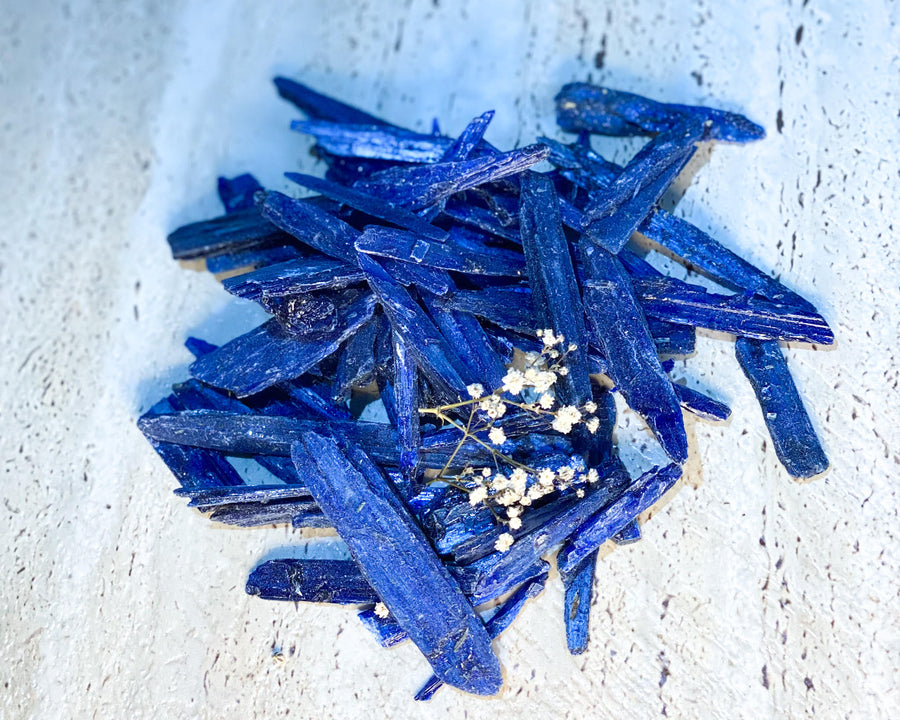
[735,338,829,479]
[295,432,503,696]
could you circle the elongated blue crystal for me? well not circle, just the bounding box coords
[380,258,453,296]
[137,411,398,462]
[190,293,375,397]
[420,291,507,393]
[167,209,289,260]
[441,110,495,162]
[641,212,816,312]
[356,225,525,277]
[209,499,328,528]
[393,331,420,488]
[293,120,450,163]
[518,172,592,406]
[258,190,361,263]
[217,173,263,214]
[205,244,305,275]
[557,464,682,576]
[140,397,243,490]
[357,607,410,647]
[223,257,364,301]
[295,433,502,695]
[580,242,688,464]
[562,550,597,655]
[735,338,829,479]
[176,484,313,508]
[584,122,700,254]
[274,76,391,126]
[333,317,378,401]
[632,276,834,344]
[353,144,550,211]
[246,559,379,604]
[555,83,765,143]
[415,572,547,701]
[672,383,732,422]
[284,172,449,242]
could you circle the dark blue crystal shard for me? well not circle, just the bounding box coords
[735,338,829,479]
[583,121,702,254]
[223,257,364,301]
[556,83,765,143]
[415,572,547,701]
[360,253,472,399]
[274,76,391,126]
[293,119,450,163]
[217,173,263,214]
[580,242,688,464]
[190,293,375,397]
[167,209,289,260]
[294,433,502,695]
[357,607,410,647]
[246,559,378,604]
[518,172,592,406]
[562,551,597,655]
[557,464,682,577]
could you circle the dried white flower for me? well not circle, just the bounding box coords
[491,473,509,491]
[538,392,555,410]
[374,602,390,618]
[586,416,600,434]
[466,383,485,399]
[481,467,492,478]
[541,329,563,347]
[551,405,582,435]
[587,468,600,484]
[495,533,514,552]
[468,486,488,505]
[533,370,557,394]
[510,468,528,495]
[501,369,526,395]
[538,467,556,486]
[557,465,575,482]
[558,366,569,376]
[479,395,507,419]
[488,426,507,446]
[568,343,578,352]
[507,506,521,518]
[576,489,585,498]
[584,401,597,413]
[508,516,522,530]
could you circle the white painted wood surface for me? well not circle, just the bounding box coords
[1,1,898,717]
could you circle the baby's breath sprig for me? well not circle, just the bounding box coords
[418,329,607,552]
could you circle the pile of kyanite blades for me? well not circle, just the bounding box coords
[139,77,832,698]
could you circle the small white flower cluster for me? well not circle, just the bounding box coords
[373,602,390,619]
[464,461,603,552]
[482,330,605,439]
[429,330,611,555]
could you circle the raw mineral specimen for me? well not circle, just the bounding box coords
[141,76,831,699]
